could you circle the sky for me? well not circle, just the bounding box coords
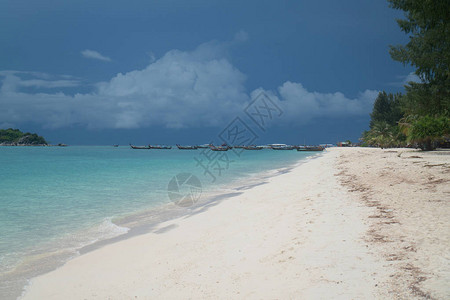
[0,0,417,145]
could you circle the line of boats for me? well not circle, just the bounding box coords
[129,143,325,151]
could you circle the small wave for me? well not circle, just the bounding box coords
[1,218,130,300]
[76,218,130,246]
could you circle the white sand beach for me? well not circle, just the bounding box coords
[21,148,450,299]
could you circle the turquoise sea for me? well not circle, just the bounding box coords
[0,146,313,299]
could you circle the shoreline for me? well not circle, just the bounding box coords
[1,152,317,300]
[82,154,320,254]
[18,148,450,299]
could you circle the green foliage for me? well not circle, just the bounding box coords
[370,92,404,127]
[400,82,450,116]
[388,0,450,86]
[370,92,391,126]
[407,115,450,150]
[362,1,450,150]
[0,128,48,145]
[388,0,450,118]
[0,128,23,142]
[363,92,406,148]
[362,120,406,148]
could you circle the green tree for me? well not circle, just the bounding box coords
[363,92,406,148]
[388,0,450,117]
[370,92,391,127]
[0,128,48,145]
[370,92,404,128]
[407,115,450,150]
[385,0,450,150]
[388,0,450,87]
[0,128,22,142]
[400,82,450,116]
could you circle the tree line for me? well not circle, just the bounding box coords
[362,0,449,150]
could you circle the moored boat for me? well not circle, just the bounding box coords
[271,145,295,150]
[176,144,198,150]
[130,144,150,149]
[196,144,210,149]
[149,145,172,149]
[297,146,324,151]
[243,145,263,150]
[209,144,230,151]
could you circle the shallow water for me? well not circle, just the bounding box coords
[0,146,313,299]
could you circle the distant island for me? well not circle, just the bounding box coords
[0,128,48,146]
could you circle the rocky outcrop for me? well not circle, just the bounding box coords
[0,129,48,146]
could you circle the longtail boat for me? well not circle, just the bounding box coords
[271,145,295,150]
[243,145,263,150]
[196,144,210,149]
[149,145,172,149]
[176,144,198,150]
[297,146,324,151]
[209,144,229,151]
[130,144,150,149]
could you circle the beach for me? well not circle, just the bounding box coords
[21,148,450,299]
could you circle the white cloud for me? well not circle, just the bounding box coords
[390,72,422,86]
[81,49,111,62]
[19,79,79,88]
[251,82,378,125]
[147,51,156,63]
[234,30,249,42]
[0,70,71,80]
[402,72,421,85]
[0,38,378,130]
[1,42,248,129]
[0,73,80,93]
